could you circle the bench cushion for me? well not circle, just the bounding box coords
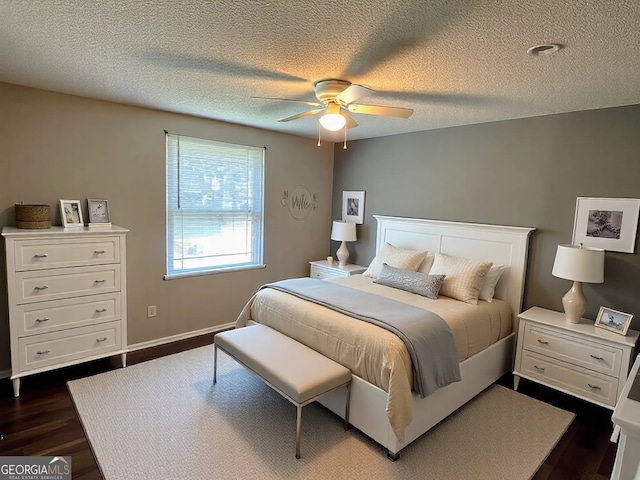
[215,324,351,404]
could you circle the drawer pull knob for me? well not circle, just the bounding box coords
[587,383,602,390]
[537,339,549,345]
[96,337,108,342]
[37,349,50,355]
[35,317,49,323]
[33,254,48,258]
[590,354,604,361]
[94,250,106,254]
[94,279,107,284]
[95,308,108,313]
[533,365,545,372]
[33,286,48,291]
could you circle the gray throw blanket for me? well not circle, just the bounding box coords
[260,278,461,397]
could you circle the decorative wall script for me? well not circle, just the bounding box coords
[282,185,318,221]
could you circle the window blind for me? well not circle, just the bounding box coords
[166,133,264,278]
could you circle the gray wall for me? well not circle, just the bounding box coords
[0,82,335,372]
[332,104,640,329]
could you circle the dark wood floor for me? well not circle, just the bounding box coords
[0,334,618,479]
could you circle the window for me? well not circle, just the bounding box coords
[166,133,264,278]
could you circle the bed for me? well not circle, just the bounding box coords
[236,215,535,458]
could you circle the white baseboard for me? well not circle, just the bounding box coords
[0,323,234,380]
[126,322,234,353]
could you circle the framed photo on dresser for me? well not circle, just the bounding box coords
[59,199,83,228]
[595,306,633,335]
[88,199,111,224]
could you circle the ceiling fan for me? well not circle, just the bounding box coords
[253,79,414,131]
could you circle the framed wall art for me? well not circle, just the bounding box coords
[342,190,365,224]
[595,306,633,336]
[59,199,84,228]
[88,199,111,224]
[572,197,640,253]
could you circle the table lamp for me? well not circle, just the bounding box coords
[552,244,605,323]
[331,220,357,267]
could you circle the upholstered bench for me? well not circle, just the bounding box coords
[213,324,352,459]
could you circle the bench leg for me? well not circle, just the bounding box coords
[296,405,302,459]
[213,344,218,385]
[344,382,351,431]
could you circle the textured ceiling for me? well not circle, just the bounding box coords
[1,0,639,142]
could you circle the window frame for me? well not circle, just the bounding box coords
[165,133,265,279]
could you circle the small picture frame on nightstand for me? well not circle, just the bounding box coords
[595,306,633,335]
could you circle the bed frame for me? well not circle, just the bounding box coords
[318,215,535,459]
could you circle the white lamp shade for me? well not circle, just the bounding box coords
[319,103,346,131]
[552,244,604,283]
[331,220,357,242]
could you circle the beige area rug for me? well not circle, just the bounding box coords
[68,346,574,480]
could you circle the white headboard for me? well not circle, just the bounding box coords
[374,215,536,332]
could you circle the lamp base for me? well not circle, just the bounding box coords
[562,281,587,324]
[336,241,349,267]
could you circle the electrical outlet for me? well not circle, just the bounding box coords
[147,305,157,318]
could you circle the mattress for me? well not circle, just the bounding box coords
[236,274,512,441]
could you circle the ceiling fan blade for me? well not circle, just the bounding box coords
[341,111,359,129]
[336,84,374,105]
[278,108,325,122]
[374,90,495,106]
[252,96,322,107]
[347,103,414,118]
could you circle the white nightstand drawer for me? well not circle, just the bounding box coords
[14,237,120,271]
[18,320,122,372]
[309,260,366,279]
[523,323,623,378]
[311,266,346,279]
[521,351,618,406]
[16,264,120,305]
[16,293,121,336]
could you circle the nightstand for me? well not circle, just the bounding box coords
[309,260,366,280]
[514,307,638,409]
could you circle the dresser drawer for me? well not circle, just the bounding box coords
[523,323,623,378]
[521,350,618,406]
[14,237,120,271]
[15,293,121,336]
[16,265,120,305]
[18,321,122,372]
[311,265,348,279]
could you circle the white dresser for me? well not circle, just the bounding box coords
[309,260,366,280]
[514,307,638,409]
[2,225,129,397]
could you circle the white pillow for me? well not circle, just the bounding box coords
[417,253,435,274]
[478,264,505,303]
[362,243,427,279]
[429,253,493,305]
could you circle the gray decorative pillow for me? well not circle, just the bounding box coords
[374,263,445,300]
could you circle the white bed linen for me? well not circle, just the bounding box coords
[236,275,511,441]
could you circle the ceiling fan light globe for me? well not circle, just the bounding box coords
[319,113,346,131]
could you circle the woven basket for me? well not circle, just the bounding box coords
[15,204,51,229]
